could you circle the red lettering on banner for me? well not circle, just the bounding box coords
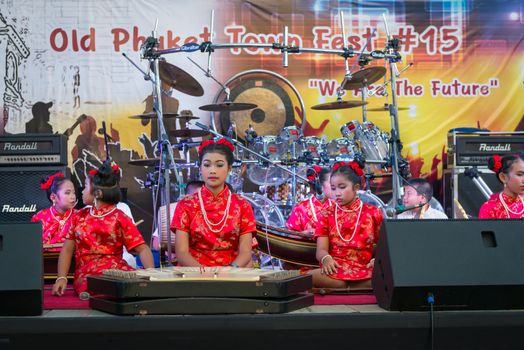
[50,28,68,52]
[133,26,146,51]
[199,26,211,42]
[225,26,245,55]
[313,27,331,48]
[112,28,129,52]
[430,79,498,97]
[184,36,197,44]
[50,28,95,52]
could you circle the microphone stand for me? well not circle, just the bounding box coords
[464,167,493,200]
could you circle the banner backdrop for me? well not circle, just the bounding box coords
[1,0,523,235]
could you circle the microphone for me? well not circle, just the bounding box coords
[98,128,113,141]
[306,168,324,201]
[386,203,426,217]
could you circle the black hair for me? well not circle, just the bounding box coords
[198,143,234,166]
[488,152,524,183]
[186,180,205,193]
[318,168,330,185]
[90,160,121,204]
[331,159,365,186]
[41,174,72,202]
[406,178,433,201]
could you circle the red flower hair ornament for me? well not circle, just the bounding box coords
[332,161,364,177]
[307,165,323,181]
[198,138,235,154]
[40,172,65,190]
[492,154,502,173]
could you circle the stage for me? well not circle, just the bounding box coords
[1,303,524,350]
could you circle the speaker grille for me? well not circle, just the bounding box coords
[0,166,67,223]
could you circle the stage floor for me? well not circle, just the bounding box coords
[2,304,524,350]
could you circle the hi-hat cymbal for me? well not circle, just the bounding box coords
[129,112,178,119]
[199,101,257,112]
[129,158,196,167]
[151,61,204,97]
[170,129,209,138]
[367,104,409,112]
[311,100,368,110]
[343,67,387,90]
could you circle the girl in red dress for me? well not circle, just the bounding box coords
[171,138,256,267]
[310,160,383,289]
[479,153,524,219]
[52,160,154,297]
[31,172,77,251]
[286,166,333,236]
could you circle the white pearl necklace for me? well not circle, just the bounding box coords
[198,188,232,233]
[499,192,524,218]
[50,206,73,227]
[334,200,363,243]
[89,205,118,218]
[309,197,318,223]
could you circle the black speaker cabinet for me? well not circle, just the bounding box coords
[372,219,524,311]
[0,222,43,315]
[0,166,67,223]
[443,168,502,218]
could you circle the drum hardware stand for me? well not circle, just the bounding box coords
[128,20,188,264]
[464,167,493,200]
[380,14,404,218]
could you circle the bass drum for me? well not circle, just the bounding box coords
[240,192,286,228]
[358,190,387,217]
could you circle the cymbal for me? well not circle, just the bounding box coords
[343,67,387,90]
[151,61,204,97]
[170,129,209,138]
[199,101,257,112]
[367,104,409,112]
[128,158,197,167]
[129,112,178,119]
[176,110,199,120]
[311,100,368,110]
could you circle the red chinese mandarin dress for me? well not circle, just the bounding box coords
[315,197,383,280]
[171,186,256,266]
[286,196,332,232]
[479,193,524,219]
[65,205,145,294]
[31,207,76,251]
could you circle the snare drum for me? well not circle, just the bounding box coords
[326,137,360,161]
[297,136,325,158]
[240,192,286,228]
[247,136,288,186]
[279,126,302,142]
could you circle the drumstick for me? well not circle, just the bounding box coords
[135,219,144,226]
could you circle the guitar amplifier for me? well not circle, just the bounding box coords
[447,131,524,168]
[0,134,67,166]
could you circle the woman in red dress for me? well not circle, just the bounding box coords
[286,166,333,236]
[479,153,524,219]
[31,172,77,251]
[171,138,256,267]
[52,160,154,297]
[310,160,383,289]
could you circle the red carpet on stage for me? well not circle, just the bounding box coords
[313,294,377,305]
[43,287,376,310]
[43,287,89,310]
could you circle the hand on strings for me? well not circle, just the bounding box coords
[366,258,375,269]
[52,278,67,296]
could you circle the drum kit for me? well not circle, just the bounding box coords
[122,11,411,265]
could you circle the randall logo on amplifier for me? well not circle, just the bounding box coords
[3,142,38,151]
[478,143,512,152]
[2,204,37,213]
[0,134,67,166]
[447,131,524,167]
